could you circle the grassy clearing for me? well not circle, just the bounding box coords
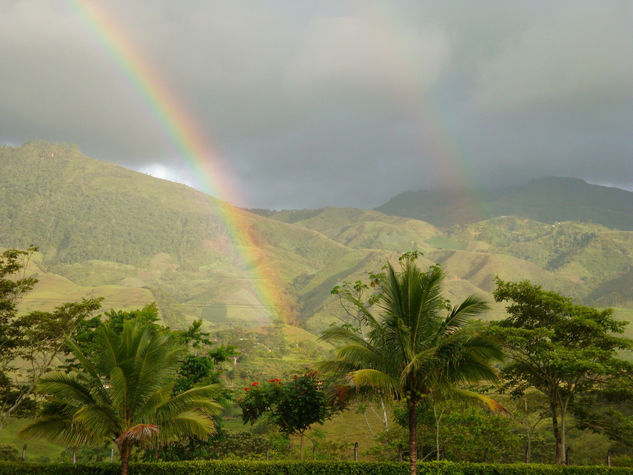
[0,419,63,462]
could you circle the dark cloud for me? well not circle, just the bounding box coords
[1,0,632,208]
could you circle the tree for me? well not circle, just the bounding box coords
[511,391,548,463]
[492,278,632,464]
[572,363,633,460]
[238,372,339,460]
[321,256,504,475]
[0,247,101,432]
[20,319,221,475]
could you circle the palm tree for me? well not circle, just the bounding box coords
[321,258,504,475]
[20,320,221,475]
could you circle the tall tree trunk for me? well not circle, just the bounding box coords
[560,404,567,464]
[363,411,376,438]
[299,432,304,461]
[560,402,568,465]
[120,442,131,475]
[550,397,562,464]
[408,399,418,475]
[380,397,389,430]
[525,431,531,464]
[433,404,443,461]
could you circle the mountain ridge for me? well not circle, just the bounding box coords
[2,142,633,340]
[374,176,633,229]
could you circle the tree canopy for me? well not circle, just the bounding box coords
[492,278,633,464]
[20,319,221,475]
[321,255,504,475]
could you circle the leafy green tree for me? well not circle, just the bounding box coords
[0,247,101,431]
[68,305,236,396]
[321,256,504,475]
[173,319,237,395]
[20,319,221,475]
[437,404,520,462]
[492,278,632,464]
[572,364,633,459]
[510,391,549,463]
[239,372,339,460]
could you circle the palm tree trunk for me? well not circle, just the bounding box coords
[119,442,131,475]
[408,399,417,475]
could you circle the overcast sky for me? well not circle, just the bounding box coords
[1,0,632,209]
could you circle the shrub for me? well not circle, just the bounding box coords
[0,460,632,474]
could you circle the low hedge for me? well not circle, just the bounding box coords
[0,461,631,474]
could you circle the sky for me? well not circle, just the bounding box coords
[1,0,632,209]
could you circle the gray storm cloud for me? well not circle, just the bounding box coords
[1,0,632,208]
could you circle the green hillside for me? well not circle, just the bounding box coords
[376,177,633,230]
[2,141,633,342]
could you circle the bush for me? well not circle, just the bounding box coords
[0,460,631,474]
[0,446,19,462]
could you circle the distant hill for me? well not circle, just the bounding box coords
[375,177,633,230]
[2,141,633,342]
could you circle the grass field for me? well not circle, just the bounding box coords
[0,419,63,462]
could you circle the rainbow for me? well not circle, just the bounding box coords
[355,1,485,222]
[67,0,294,324]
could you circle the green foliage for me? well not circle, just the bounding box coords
[144,431,278,461]
[387,400,519,463]
[0,247,102,429]
[0,444,19,461]
[492,279,633,463]
[20,319,221,474]
[0,460,632,474]
[239,373,337,438]
[322,255,503,474]
[572,369,633,455]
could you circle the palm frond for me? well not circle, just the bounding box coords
[454,389,511,415]
[440,295,490,335]
[73,404,121,440]
[401,347,437,382]
[19,415,99,447]
[154,385,222,423]
[37,373,96,406]
[65,338,110,404]
[334,343,386,369]
[157,410,215,442]
[110,366,128,417]
[348,369,400,398]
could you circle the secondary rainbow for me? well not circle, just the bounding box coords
[356,1,485,222]
[67,0,294,324]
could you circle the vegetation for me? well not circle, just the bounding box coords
[491,279,633,464]
[0,247,101,432]
[1,460,633,474]
[239,373,341,460]
[376,177,633,230]
[20,320,222,475]
[321,255,504,475]
[2,143,633,470]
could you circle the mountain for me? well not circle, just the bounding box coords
[376,177,633,230]
[2,142,633,346]
[0,142,353,331]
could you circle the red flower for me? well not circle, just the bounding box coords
[252,382,259,386]
[238,398,242,402]
[293,375,297,379]
[244,387,250,391]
